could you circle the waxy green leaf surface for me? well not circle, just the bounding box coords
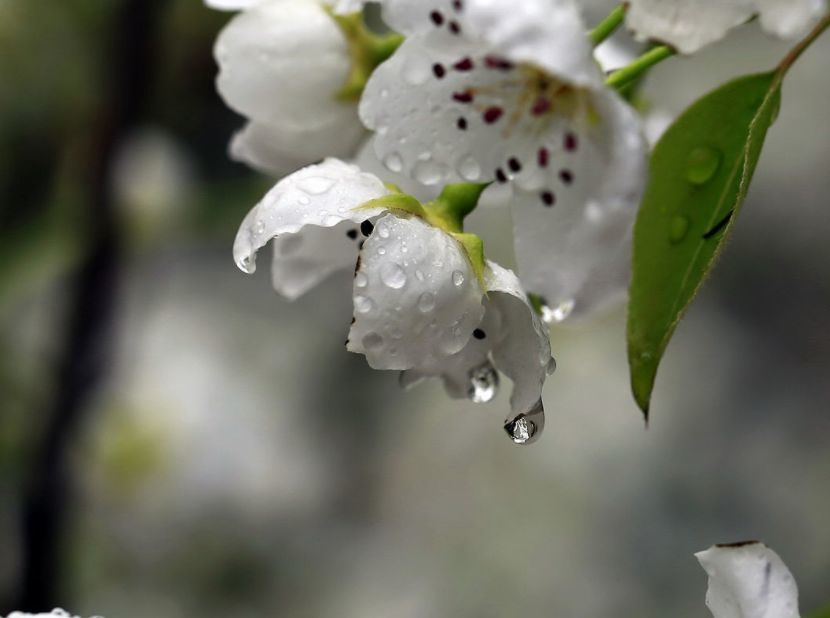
[627,72,781,416]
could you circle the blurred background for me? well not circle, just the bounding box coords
[1,1,829,616]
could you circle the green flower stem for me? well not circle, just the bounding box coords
[426,183,490,233]
[606,45,674,91]
[589,4,627,46]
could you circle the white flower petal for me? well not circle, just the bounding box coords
[510,87,646,322]
[230,115,365,177]
[626,0,826,54]
[214,0,351,127]
[333,0,368,13]
[205,0,262,10]
[234,158,390,282]
[695,542,800,618]
[347,214,485,370]
[485,261,553,417]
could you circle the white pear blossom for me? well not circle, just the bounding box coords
[4,611,93,618]
[359,0,647,323]
[210,0,366,175]
[626,0,827,55]
[696,542,800,618]
[234,158,554,442]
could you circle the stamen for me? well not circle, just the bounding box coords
[449,20,461,34]
[346,229,358,240]
[541,191,555,206]
[483,106,503,124]
[432,63,446,79]
[508,157,522,173]
[531,96,551,116]
[456,117,468,130]
[473,328,486,340]
[360,220,374,236]
[452,90,474,103]
[537,147,549,168]
[430,10,444,26]
[452,0,463,11]
[453,57,474,71]
[495,168,508,183]
[564,132,578,152]
[484,55,514,71]
[559,170,574,185]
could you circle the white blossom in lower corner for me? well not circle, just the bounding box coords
[696,542,800,618]
[209,0,365,176]
[234,158,554,443]
[4,610,99,618]
[626,0,827,55]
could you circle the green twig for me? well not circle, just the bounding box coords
[606,45,674,91]
[589,4,627,46]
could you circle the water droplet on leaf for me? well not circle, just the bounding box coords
[668,215,689,244]
[685,146,721,185]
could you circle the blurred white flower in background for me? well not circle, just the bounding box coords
[208,0,366,175]
[626,0,828,54]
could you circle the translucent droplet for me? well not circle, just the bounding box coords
[236,254,254,274]
[504,399,545,445]
[668,215,689,244]
[298,176,335,195]
[354,295,374,313]
[354,272,368,288]
[297,195,311,205]
[253,220,265,234]
[413,159,445,185]
[685,146,721,185]
[377,246,386,256]
[384,152,403,173]
[541,299,574,323]
[457,155,481,181]
[380,262,407,289]
[415,269,425,282]
[362,332,384,350]
[417,291,436,312]
[378,222,391,239]
[452,270,465,287]
[467,362,499,403]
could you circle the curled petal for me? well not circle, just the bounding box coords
[230,116,365,177]
[348,214,485,370]
[234,158,390,290]
[627,0,827,54]
[511,87,646,323]
[695,542,800,618]
[214,0,350,127]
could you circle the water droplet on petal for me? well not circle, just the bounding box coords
[298,176,336,195]
[377,246,386,256]
[254,220,265,234]
[415,269,425,282]
[402,56,431,85]
[297,195,311,205]
[354,272,368,288]
[452,270,465,287]
[504,399,545,445]
[668,215,689,244]
[384,152,403,173]
[413,159,445,185]
[362,332,384,350]
[457,155,481,181]
[541,299,574,323]
[354,295,374,313]
[417,291,436,313]
[467,362,499,403]
[378,221,391,239]
[685,146,721,185]
[236,254,254,274]
[380,262,407,289]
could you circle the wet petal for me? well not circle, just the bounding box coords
[215,0,351,127]
[485,261,552,418]
[347,214,485,370]
[230,115,365,177]
[234,158,390,287]
[695,542,800,618]
[510,86,646,323]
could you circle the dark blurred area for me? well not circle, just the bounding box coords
[1,1,829,617]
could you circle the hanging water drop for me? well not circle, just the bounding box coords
[413,159,445,185]
[467,362,499,403]
[504,399,545,445]
[354,272,368,288]
[685,146,721,185]
[541,299,574,324]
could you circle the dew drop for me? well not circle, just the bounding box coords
[236,254,254,274]
[354,272,368,288]
[378,221,391,239]
[467,362,499,403]
[452,270,465,287]
[254,220,265,234]
[297,195,311,205]
[546,356,557,376]
[504,399,545,445]
[685,146,721,185]
[413,159,445,185]
[384,152,403,173]
[457,155,481,181]
[380,262,407,289]
[354,295,374,313]
[362,332,384,350]
[298,176,335,195]
[415,269,425,282]
[668,215,689,244]
[377,246,387,256]
[540,299,574,323]
[417,292,436,312]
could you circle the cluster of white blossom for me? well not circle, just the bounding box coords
[206,0,825,443]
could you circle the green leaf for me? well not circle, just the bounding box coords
[808,605,830,618]
[627,71,781,417]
